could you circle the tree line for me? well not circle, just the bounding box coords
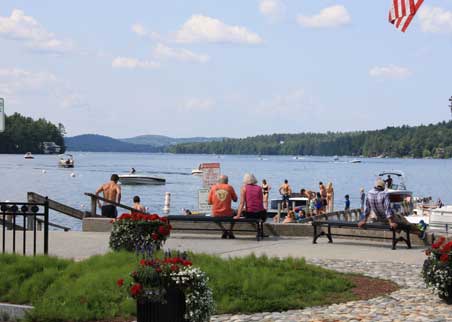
[0,113,66,154]
[167,121,452,158]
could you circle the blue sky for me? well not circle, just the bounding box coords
[1,0,452,138]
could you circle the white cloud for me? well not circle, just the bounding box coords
[418,6,452,33]
[258,89,316,114]
[131,23,147,36]
[0,9,73,53]
[131,23,160,39]
[112,57,160,69]
[182,98,215,111]
[297,5,351,29]
[153,43,209,63]
[369,65,412,79]
[173,14,263,44]
[0,68,86,108]
[259,0,285,21]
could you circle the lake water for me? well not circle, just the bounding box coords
[0,152,451,230]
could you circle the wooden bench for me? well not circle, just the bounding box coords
[312,220,412,250]
[167,215,265,241]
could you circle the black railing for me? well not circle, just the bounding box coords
[0,199,49,255]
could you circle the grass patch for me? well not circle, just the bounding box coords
[0,252,360,321]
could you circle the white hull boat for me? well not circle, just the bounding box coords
[58,154,74,168]
[24,152,34,159]
[119,174,166,185]
[350,159,361,163]
[192,169,203,175]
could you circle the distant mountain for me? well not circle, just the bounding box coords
[121,135,224,147]
[65,134,161,152]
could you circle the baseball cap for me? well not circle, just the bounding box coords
[375,179,385,189]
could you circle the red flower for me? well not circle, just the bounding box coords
[441,241,452,253]
[170,265,179,271]
[116,278,124,287]
[160,217,168,223]
[182,260,192,266]
[150,214,159,221]
[130,283,142,297]
[151,233,160,241]
[155,267,162,273]
[158,226,170,236]
[440,254,449,263]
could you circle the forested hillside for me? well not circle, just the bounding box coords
[65,134,161,152]
[168,121,452,158]
[0,113,65,154]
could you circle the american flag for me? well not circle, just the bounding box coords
[389,0,424,32]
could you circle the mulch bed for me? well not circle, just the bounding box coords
[347,275,399,300]
[85,275,399,322]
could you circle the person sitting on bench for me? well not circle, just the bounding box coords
[358,179,408,229]
[208,175,238,239]
[234,173,267,238]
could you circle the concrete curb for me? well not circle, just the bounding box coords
[0,303,33,321]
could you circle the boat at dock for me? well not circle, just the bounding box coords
[118,174,166,185]
[24,152,34,159]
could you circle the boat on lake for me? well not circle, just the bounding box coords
[24,152,34,159]
[350,159,361,163]
[118,174,166,185]
[333,155,339,161]
[58,154,74,168]
[378,170,414,219]
[192,169,203,175]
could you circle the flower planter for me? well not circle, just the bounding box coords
[439,285,452,305]
[137,287,186,322]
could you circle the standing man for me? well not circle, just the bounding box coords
[279,179,292,210]
[384,175,393,189]
[358,179,405,229]
[95,174,121,218]
[208,175,238,239]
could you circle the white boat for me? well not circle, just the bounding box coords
[378,170,414,217]
[24,152,34,159]
[118,174,166,185]
[192,169,203,175]
[350,159,361,163]
[58,154,74,168]
[333,155,339,161]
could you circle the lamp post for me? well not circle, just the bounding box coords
[449,96,452,119]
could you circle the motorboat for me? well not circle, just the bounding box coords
[378,170,413,217]
[58,154,74,168]
[119,174,166,185]
[192,168,203,175]
[333,155,339,161]
[24,152,34,159]
[350,159,361,163]
[293,156,304,160]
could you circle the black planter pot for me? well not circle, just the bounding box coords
[440,286,452,304]
[137,287,186,322]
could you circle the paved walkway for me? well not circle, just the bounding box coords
[0,231,425,263]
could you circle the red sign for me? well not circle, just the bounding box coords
[200,163,220,188]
